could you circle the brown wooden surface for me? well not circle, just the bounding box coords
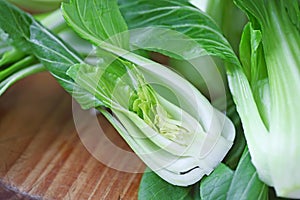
[0,72,145,200]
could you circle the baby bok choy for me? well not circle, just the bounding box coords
[0,0,235,186]
[66,56,235,186]
[228,0,300,198]
[61,0,235,186]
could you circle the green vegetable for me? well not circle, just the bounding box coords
[0,0,236,187]
[62,0,236,186]
[2,0,298,198]
[231,0,300,198]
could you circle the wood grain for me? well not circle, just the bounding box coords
[0,72,145,200]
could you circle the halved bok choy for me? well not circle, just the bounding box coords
[61,0,236,186]
[66,52,235,185]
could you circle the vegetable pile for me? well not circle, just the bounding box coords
[0,0,299,199]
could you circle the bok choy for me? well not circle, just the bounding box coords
[0,0,236,187]
[228,0,300,198]
[61,0,235,186]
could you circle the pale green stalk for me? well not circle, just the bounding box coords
[228,0,300,198]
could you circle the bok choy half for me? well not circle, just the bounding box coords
[0,0,235,187]
[61,0,236,186]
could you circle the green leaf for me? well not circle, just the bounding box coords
[200,164,234,200]
[138,168,195,200]
[118,0,238,65]
[0,1,32,52]
[199,149,268,200]
[0,1,103,109]
[29,20,103,109]
[239,23,270,130]
[227,148,268,200]
[129,27,208,60]
[62,0,129,49]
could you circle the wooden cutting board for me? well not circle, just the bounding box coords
[0,72,145,199]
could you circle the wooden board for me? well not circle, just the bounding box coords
[0,72,145,199]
